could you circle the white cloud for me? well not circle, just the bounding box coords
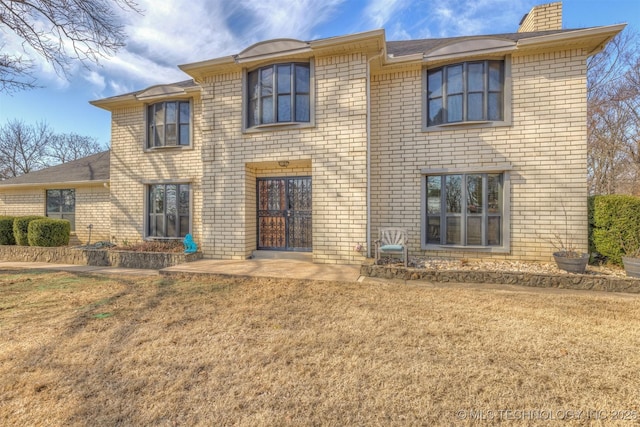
[364,0,410,29]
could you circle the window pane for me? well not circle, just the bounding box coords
[427,176,441,214]
[61,190,75,213]
[427,216,440,244]
[446,217,461,244]
[447,94,462,122]
[179,185,190,216]
[179,102,190,124]
[488,174,502,213]
[179,124,189,146]
[428,98,443,126]
[488,93,503,121]
[150,185,164,214]
[248,70,259,100]
[260,68,273,96]
[278,95,291,122]
[295,94,310,122]
[489,62,503,91]
[445,175,462,213]
[277,65,291,94]
[446,65,463,94]
[467,93,484,121]
[488,216,501,245]
[248,98,258,126]
[166,124,177,145]
[154,123,164,146]
[261,97,274,123]
[166,102,177,124]
[427,70,442,98]
[467,216,482,245]
[167,214,177,238]
[466,175,483,213]
[467,63,484,91]
[47,190,61,213]
[179,216,189,238]
[295,64,310,93]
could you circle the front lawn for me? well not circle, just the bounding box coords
[1,271,639,425]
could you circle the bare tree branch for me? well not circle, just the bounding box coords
[0,0,141,92]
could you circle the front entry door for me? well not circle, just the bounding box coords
[257,177,312,251]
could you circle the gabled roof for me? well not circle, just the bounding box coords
[0,151,110,189]
[91,23,625,111]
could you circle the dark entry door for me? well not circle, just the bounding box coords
[257,177,312,251]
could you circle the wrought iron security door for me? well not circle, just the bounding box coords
[257,177,312,251]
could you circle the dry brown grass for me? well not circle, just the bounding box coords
[1,270,640,426]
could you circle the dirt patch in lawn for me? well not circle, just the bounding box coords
[1,271,640,425]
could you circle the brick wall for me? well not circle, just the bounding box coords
[370,49,589,262]
[0,184,110,244]
[109,53,369,264]
[518,2,562,32]
[109,99,204,247]
[196,54,369,264]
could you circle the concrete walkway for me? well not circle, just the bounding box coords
[0,258,363,282]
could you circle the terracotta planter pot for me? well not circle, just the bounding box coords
[553,252,589,274]
[622,256,640,278]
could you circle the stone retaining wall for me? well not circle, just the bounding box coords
[0,246,202,269]
[361,265,640,294]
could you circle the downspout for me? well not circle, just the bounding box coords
[366,50,384,258]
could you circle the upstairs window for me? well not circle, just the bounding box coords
[427,60,504,127]
[247,63,310,128]
[147,101,191,148]
[46,189,75,230]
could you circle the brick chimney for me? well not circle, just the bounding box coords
[518,2,562,32]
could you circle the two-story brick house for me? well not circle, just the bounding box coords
[2,2,624,265]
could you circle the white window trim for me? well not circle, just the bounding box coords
[420,166,512,253]
[242,59,316,133]
[422,56,512,132]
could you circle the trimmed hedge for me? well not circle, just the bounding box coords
[27,218,71,247]
[592,195,640,265]
[0,216,16,245]
[13,216,46,246]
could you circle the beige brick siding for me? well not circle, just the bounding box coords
[370,49,588,262]
[0,185,110,244]
[518,2,562,32]
[109,53,368,264]
[197,54,368,263]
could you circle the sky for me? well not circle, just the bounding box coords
[0,0,638,147]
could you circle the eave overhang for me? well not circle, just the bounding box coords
[90,82,201,111]
[378,24,626,72]
[0,180,109,190]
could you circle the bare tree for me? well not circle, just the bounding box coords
[0,120,53,179]
[0,120,106,179]
[48,132,105,164]
[0,0,141,92]
[587,29,640,195]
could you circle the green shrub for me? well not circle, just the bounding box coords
[27,218,70,247]
[0,216,15,245]
[592,195,640,265]
[13,216,46,246]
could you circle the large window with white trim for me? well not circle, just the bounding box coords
[425,173,504,247]
[147,184,190,238]
[247,63,311,128]
[147,101,191,148]
[426,60,504,127]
